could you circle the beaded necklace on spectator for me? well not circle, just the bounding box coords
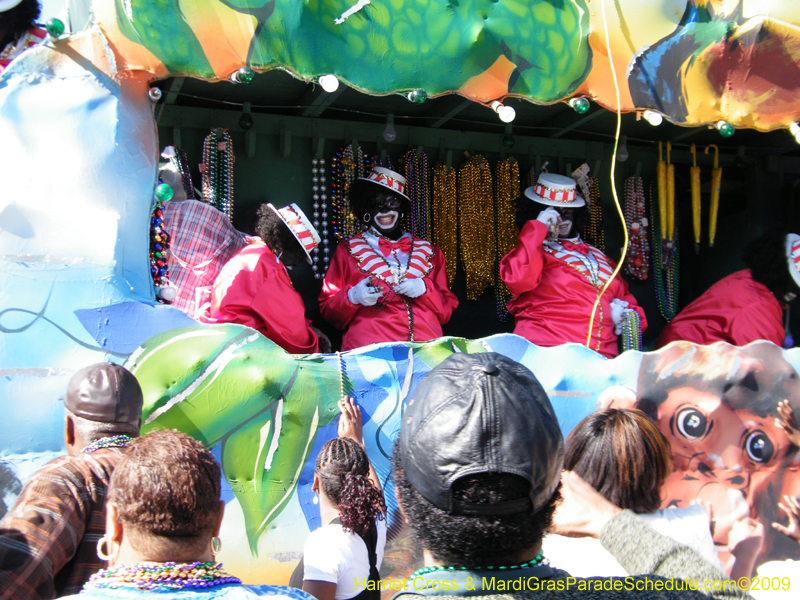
[81,435,133,454]
[84,561,240,591]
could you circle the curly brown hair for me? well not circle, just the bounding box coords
[108,429,221,554]
[316,437,385,537]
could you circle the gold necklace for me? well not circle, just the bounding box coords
[432,163,458,288]
[459,156,495,301]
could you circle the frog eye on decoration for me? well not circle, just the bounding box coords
[743,430,774,464]
[675,407,708,440]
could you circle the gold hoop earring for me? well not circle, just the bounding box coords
[211,536,222,556]
[96,536,119,562]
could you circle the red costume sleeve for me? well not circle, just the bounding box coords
[318,241,363,330]
[414,246,459,323]
[726,299,785,347]
[204,245,318,354]
[499,220,548,295]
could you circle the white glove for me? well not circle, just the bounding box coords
[347,277,383,306]
[393,278,426,298]
[610,298,630,336]
[536,207,561,228]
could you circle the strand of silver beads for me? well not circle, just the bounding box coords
[311,156,330,278]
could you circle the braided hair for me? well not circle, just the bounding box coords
[316,437,385,537]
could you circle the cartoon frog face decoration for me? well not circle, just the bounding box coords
[608,342,800,562]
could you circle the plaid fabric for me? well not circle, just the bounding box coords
[163,200,248,318]
[0,449,125,599]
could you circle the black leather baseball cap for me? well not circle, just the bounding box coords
[62,363,143,424]
[399,352,564,515]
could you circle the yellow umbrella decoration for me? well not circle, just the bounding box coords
[705,144,721,248]
[667,141,675,242]
[657,141,667,241]
[691,144,701,253]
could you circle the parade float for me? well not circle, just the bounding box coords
[3,0,800,586]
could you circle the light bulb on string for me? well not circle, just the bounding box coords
[715,120,735,137]
[383,113,397,142]
[643,110,663,126]
[45,18,65,39]
[406,89,427,103]
[502,124,515,149]
[319,75,340,93]
[491,101,516,123]
[790,122,800,144]
[616,135,629,162]
[568,97,590,114]
[239,102,254,130]
[231,67,255,84]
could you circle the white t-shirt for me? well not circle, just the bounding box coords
[302,518,387,600]
[543,504,724,577]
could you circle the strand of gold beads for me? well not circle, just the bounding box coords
[459,156,495,301]
[432,163,458,288]
[494,158,520,320]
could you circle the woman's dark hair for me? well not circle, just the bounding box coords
[255,203,305,265]
[316,437,385,537]
[564,408,671,514]
[108,429,221,553]
[0,0,40,49]
[348,179,410,225]
[392,443,561,567]
[743,230,800,300]
[515,195,590,236]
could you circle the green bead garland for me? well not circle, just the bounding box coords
[409,551,545,579]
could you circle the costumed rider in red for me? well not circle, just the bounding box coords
[201,203,331,354]
[657,231,800,349]
[500,173,646,358]
[319,167,458,351]
[0,0,45,73]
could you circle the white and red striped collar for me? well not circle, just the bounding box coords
[544,237,613,287]
[348,231,434,283]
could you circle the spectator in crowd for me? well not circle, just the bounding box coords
[543,408,724,576]
[391,352,743,600]
[59,429,316,599]
[202,203,331,353]
[0,363,143,598]
[291,398,385,600]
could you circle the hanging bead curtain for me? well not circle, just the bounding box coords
[432,163,458,288]
[458,156,495,301]
[201,128,234,221]
[494,158,520,321]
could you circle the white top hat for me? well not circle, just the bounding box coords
[269,203,321,264]
[360,167,410,200]
[785,233,800,289]
[524,173,586,208]
[0,0,24,11]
